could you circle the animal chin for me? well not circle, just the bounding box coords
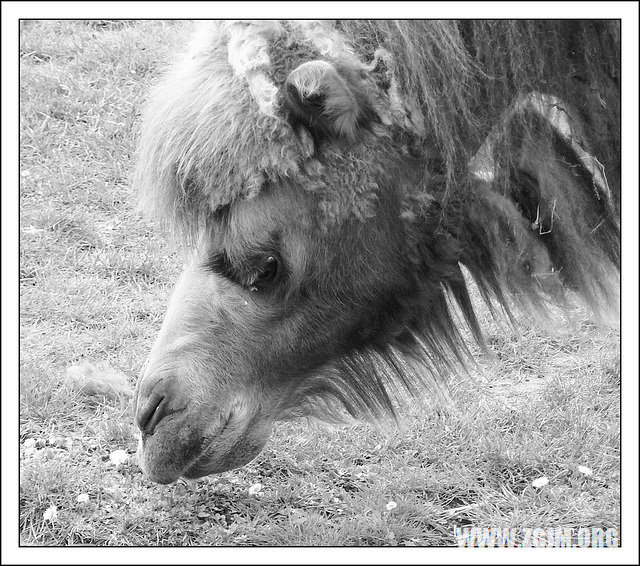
[138,411,272,483]
[181,443,260,478]
[182,427,272,479]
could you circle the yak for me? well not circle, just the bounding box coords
[132,20,620,484]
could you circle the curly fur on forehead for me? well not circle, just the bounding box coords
[135,20,427,236]
[135,23,291,231]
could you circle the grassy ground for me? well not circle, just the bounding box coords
[19,20,620,547]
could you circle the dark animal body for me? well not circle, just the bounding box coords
[133,20,620,484]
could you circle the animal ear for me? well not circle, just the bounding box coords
[284,60,378,143]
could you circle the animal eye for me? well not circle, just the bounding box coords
[248,256,279,292]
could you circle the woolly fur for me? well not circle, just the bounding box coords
[135,20,433,236]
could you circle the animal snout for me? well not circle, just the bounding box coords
[135,375,188,436]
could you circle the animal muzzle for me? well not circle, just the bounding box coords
[134,364,272,484]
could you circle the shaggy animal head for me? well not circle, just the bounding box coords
[133,20,619,484]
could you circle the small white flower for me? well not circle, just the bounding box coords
[578,465,593,476]
[109,450,128,466]
[76,493,89,504]
[374,443,382,451]
[24,438,36,448]
[43,505,58,522]
[248,483,262,495]
[532,476,549,488]
[385,501,397,511]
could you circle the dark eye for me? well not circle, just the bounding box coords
[248,255,279,292]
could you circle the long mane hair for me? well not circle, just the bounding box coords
[339,21,620,187]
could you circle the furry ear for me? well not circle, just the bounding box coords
[284,60,378,143]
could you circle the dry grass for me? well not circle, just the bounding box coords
[19,20,620,548]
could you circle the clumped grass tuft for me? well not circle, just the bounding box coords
[20,20,619,546]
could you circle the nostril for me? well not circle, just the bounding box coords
[137,393,167,436]
[136,387,188,436]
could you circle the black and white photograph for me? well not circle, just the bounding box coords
[4,2,638,563]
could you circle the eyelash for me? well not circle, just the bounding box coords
[247,256,279,292]
[207,252,281,292]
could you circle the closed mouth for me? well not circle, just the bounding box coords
[181,412,235,478]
